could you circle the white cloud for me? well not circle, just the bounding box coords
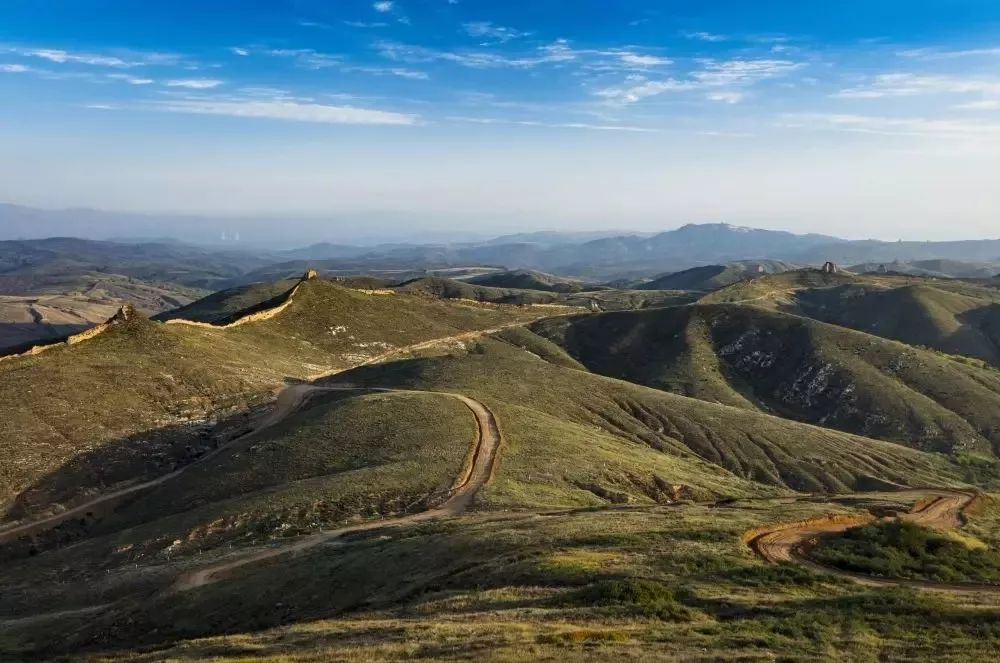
[786,113,1000,140]
[834,73,1000,99]
[954,100,1000,111]
[616,52,671,67]
[230,47,250,56]
[23,48,134,67]
[268,48,340,69]
[345,20,389,28]
[343,65,429,80]
[0,63,30,73]
[154,98,418,125]
[597,58,801,104]
[448,115,659,133]
[3,46,182,68]
[595,79,693,104]
[693,59,803,86]
[462,21,532,44]
[377,40,575,68]
[707,91,744,104]
[373,1,394,12]
[377,39,665,72]
[298,20,332,29]
[685,31,728,42]
[899,46,1000,60]
[166,78,224,89]
[107,73,154,85]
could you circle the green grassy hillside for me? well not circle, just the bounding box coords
[154,278,300,324]
[703,269,1000,366]
[468,269,585,293]
[1,297,991,663]
[530,304,1000,455]
[0,390,477,573]
[0,279,553,515]
[337,333,958,496]
[395,276,562,305]
[639,261,797,292]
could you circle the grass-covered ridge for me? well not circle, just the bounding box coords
[467,269,585,293]
[704,268,1000,366]
[0,278,555,513]
[530,303,1000,455]
[334,332,961,496]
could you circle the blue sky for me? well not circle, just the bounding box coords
[2,0,1000,239]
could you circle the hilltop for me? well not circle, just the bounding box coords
[467,269,585,293]
[0,277,564,514]
[637,260,798,292]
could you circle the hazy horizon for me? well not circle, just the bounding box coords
[3,1,1000,241]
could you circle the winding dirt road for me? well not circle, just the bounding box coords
[170,385,502,592]
[0,322,520,546]
[745,489,1000,592]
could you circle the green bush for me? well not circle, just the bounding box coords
[568,578,694,621]
[811,521,1000,583]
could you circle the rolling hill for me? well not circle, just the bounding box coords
[531,303,1000,455]
[467,269,585,293]
[0,276,563,516]
[637,260,798,292]
[703,269,1000,366]
[1,269,997,662]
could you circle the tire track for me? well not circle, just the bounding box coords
[169,386,502,592]
[744,489,1000,593]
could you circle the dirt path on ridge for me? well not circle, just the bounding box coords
[0,323,520,546]
[169,385,502,592]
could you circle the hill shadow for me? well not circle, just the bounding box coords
[0,399,269,557]
[0,321,92,356]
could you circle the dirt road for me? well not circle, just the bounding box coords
[0,323,517,545]
[745,490,1000,592]
[170,385,502,592]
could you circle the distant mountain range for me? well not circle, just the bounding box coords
[2,202,999,282]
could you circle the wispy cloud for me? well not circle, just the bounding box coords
[377,40,573,68]
[596,58,801,104]
[373,1,394,12]
[267,48,340,69]
[154,97,419,125]
[685,31,728,42]
[298,20,332,29]
[0,63,31,73]
[230,47,250,56]
[899,46,1000,60]
[3,45,182,68]
[707,91,744,104]
[377,39,667,73]
[615,52,671,67]
[343,65,429,80]
[785,112,1000,140]
[107,73,155,85]
[345,20,389,28]
[462,21,532,44]
[693,59,803,86]
[165,78,224,89]
[834,73,1000,99]
[955,99,1000,111]
[448,115,659,133]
